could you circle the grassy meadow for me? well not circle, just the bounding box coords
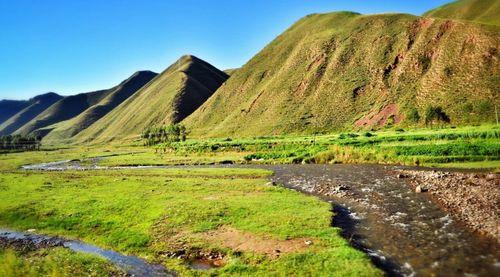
[0,150,380,276]
[0,124,497,276]
[140,124,499,171]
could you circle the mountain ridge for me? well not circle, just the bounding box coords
[424,0,500,26]
[0,92,63,136]
[41,70,157,143]
[72,55,228,143]
[13,71,157,138]
[183,10,499,137]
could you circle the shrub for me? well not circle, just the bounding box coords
[476,100,492,115]
[425,106,450,126]
[406,108,420,123]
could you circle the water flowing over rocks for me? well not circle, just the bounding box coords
[396,169,500,242]
[267,164,500,276]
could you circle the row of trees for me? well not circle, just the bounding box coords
[142,124,187,146]
[0,135,41,151]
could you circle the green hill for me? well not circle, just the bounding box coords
[424,0,500,26]
[0,93,62,135]
[184,11,499,137]
[41,71,157,143]
[73,55,228,143]
[0,100,29,125]
[14,71,156,137]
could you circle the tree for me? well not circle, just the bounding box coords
[142,124,187,146]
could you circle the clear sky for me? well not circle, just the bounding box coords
[0,0,452,100]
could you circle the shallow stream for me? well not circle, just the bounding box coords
[17,159,500,276]
[0,229,174,276]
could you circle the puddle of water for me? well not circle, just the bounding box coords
[0,229,174,277]
[188,259,221,270]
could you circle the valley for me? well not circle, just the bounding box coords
[0,0,499,276]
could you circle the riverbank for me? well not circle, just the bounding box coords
[396,169,500,242]
[0,156,381,276]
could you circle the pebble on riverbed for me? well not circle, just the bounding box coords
[396,169,500,242]
[415,185,428,193]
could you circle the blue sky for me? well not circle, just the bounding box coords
[0,0,452,100]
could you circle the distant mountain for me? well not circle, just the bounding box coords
[14,71,157,138]
[41,71,157,143]
[0,93,63,136]
[0,100,30,125]
[184,10,499,137]
[73,55,228,143]
[424,0,500,26]
[223,68,239,75]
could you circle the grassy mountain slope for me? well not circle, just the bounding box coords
[42,71,157,143]
[424,0,500,26]
[14,89,110,136]
[15,72,156,138]
[184,12,499,137]
[0,100,29,125]
[0,93,62,135]
[73,55,228,143]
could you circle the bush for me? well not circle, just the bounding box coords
[406,108,420,123]
[424,106,450,126]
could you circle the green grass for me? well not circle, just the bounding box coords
[0,152,380,276]
[142,125,500,170]
[0,247,124,276]
[424,0,500,26]
[1,125,497,275]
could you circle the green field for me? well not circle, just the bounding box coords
[0,150,380,276]
[135,125,499,171]
[0,125,498,276]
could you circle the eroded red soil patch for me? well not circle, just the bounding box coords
[355,104,402,128]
